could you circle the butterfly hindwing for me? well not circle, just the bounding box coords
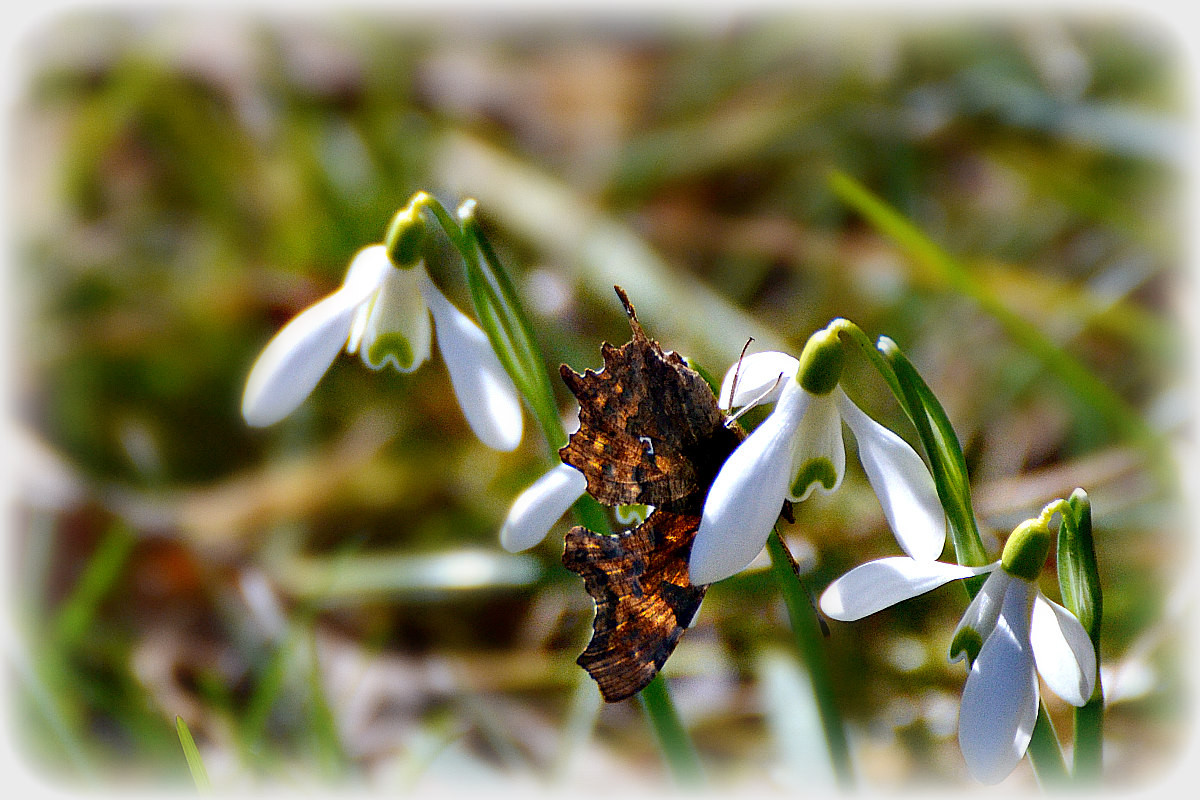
[562,513,707,703]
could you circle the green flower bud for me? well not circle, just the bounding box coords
[1058,488,1102,644]
[1001,518,1053,582]
[796,327,844,396]
[384,204,426,268]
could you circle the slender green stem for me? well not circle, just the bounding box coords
[831,321,990,570]
[463,212,567,451]
[766,531,854,788]
[1026,706,1070,787]
[881,339,991,570]
[637,673,704,788]
[434,195,613,536]
[413,191,568,458]
[1073,695,1104,781]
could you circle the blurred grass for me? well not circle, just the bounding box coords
[6,8,1191,793]
[175,716,212,792]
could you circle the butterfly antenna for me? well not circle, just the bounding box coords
[726,371,784,426]
[724,338,754,414]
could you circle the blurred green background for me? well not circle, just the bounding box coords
[6,6,1191,793]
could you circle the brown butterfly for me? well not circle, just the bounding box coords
[558,287,747,702]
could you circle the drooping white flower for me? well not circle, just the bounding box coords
[689,341,946,585]
[241,244,522,451]
[818,521,1097,784]
[499,462,588,552]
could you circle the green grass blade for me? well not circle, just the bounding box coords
[302,629,348,779]
[828,170,1167,474]
[51,521,136,651]
[175,716,212,792]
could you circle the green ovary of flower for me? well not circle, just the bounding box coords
[367,332,415,370]
[791,456,838,498]
[384,204,427,268]
[796,327,845,395]
[1000,519,1053,582]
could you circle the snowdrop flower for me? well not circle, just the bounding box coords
[241,209,523,451]
[689,326,946,584]
[819,519,1097,784]
[498,462,588,552]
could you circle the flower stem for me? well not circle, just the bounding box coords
[767,531,854,788]
[831,320,990,573]
[409,192,565,455]
[1073,695,1104,781]
[1026,706,1070,787]
[637,673,704,788]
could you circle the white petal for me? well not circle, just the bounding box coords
[357,263,432,373]
[499,464,587,553]
[1031,593,1097,706]
[718,351,800,409]
[819,557,992,621]
[950,568,1009,663]
[241,287,365,427]
[835,389,946,561]
[419,276,524,452]
[958,577,1039,784]
[689,380,809,584]
[343,244,396,354]
[788,392,845,501]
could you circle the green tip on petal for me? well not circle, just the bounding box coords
[791,456,838,498]
[384,205,426,268]
[950,626,984,665]
[796,327,844,395]
[1001,518,1053,582]
[366,331,416,370]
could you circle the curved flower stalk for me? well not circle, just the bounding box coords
[689,328,946,585]
[241,219,523,452]
[818,519,1096,784]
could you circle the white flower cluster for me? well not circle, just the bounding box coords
[501,325,1096,784]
